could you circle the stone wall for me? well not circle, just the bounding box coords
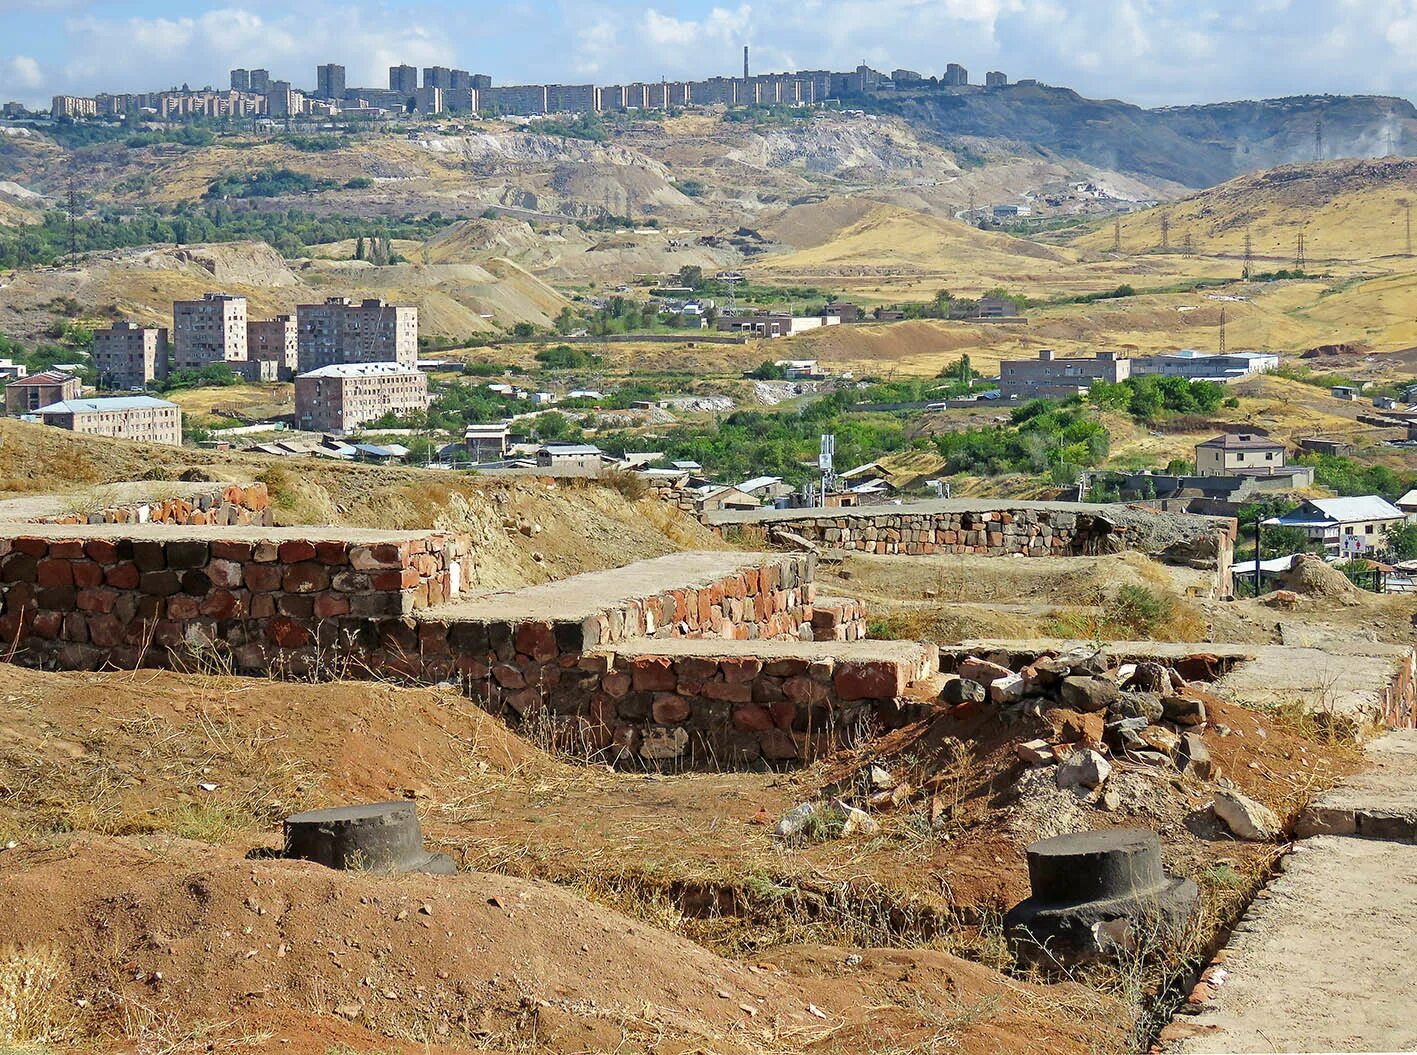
[0,528,470,674]
[707,501,1238,598]
[475,640,938,767]
[811,596,868,641]
[29,483,274,528]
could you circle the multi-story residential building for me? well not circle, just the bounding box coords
[944,63,969,86]
[998,349,1130,400]
[33,395,182,446]
[296,298,418,372]
[3,102,27,118]
[413,86,444,114]
[389,65,419,95]
[51,95,98,119]
[248,69,271,93]
[266,82,303,118]
[478,84,549,114]
[5,371,82,416]
[246,315,298,380]
[230,68,250,91]
[173,293,248,371]
[316,63,346,99]
[423,66,453,90]
[93,322,169,390]
[547,84,596,113]
[891,69,924,84]
[985,71,1008,88]
[294,362,429,434]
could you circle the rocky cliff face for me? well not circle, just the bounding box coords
[874,87,1417,189]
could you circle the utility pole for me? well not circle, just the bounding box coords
[1113,217,1121,253]
[1242,229,1253,280]
[1219,304,1227,355]
[1160,214,1170,251]
[967,188,976,226]
[1314,118,1324,163]
[1296,229,1306,272]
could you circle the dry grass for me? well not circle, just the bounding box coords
[0,946,78,1051]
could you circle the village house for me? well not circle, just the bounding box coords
[1195,433,1288,477]
[536,443,605,475]
[1265,496,1406,556]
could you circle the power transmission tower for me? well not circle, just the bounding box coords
[1182,230,1194,255]
[1242,229,1253,280]
[1113,218,1121,252]
[1160,214,1170,251]
[1219,305,1227,355]
[1313,118,1324,162]
[1295,229,1306,271]
[65,178,79,257]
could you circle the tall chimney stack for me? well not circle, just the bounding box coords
[744,45,749,80]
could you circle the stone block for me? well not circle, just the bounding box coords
[139,570,181,596]
[277,540,318,564]
[179,570,212,596]
[702,679,753,703]
[84,539,120,564]
[630,656,677,692]
[314,593,350,619]
[243,564,283,593]
[70,561,104,589]
[350,543,404,571]
[835,660,905,701]
[35,560,74,588]
[651,694,692,723]
[514,621,559,662]
[166,541,210,570]
[732,703,775,732]
[720,656,763,683]
[284,562,332,594]
[206,559,243,589]
[314,540,349,565]
[166,595,200,621]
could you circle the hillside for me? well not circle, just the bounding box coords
[876,87,1417,188]
[0,240,570,343]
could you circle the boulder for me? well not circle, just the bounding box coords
[990,671,1028,704]
[1162,695,1208,727]
[1179,733,1214,779]
[1052,647,1109,677]
[958,657,1013,688]
[1056,748,1111,791]
[940,677,986,705]
[1128,661,1170,694]
[1111,691,1164,722]
[1060,676,1120,713]
[1017,740,1057,766]
[1213,788,1280,841]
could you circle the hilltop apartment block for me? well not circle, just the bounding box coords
[173,293,248,371]
[296,298,419,373]
[294,362,429,434]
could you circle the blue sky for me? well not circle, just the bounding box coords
[3,0,1417,109]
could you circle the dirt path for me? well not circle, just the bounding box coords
[1163,731,1417,1054]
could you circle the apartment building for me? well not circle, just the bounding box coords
[34,396,182,447]
[52,95,98,118]
[173,293,248,370]
[389,65,419,95]
[413,86,444,114]
[944,63,969,86]
[296,298,418,372]
[294,362,429,434]
[315,63,346,99]
[986,71,1008,88]
[93,322,170,390]
[230,69,250,91]
[5,371,82,416]
[246,315,298,380]
[478,84,549,114]
[547,84,597,113]
[265,82,304,118]
[998,349,1130,400]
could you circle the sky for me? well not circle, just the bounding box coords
[3,0,1417,110]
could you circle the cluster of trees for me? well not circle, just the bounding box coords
[353,235,399,265]
[0,205,447,268]
[155,363,240,394]
[1295,453,1417,498]
[0,332,95,383]
[205,168,340,199]
[535,345,601,369]
[933,400,1110,484]
[530,113,609,142]
[1088,375,1229,423]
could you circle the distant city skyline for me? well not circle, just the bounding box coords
[4,1,1417,110]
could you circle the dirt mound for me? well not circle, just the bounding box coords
[0,836,1121,1054]
[1277,554,1360,598]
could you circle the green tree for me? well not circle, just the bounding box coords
[1383,522,1417,561]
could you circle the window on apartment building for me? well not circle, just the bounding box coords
[1366,525,1375,534]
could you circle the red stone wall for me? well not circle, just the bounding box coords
[32,483,274,528]
[0,531,469,673]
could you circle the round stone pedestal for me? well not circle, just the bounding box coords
[283,801,456,874]
[1005,828,1198,970]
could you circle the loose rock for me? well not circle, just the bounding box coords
[1213,788,1280,840]
[1056,748,1111,791]
[940,677,986,705]
[1060,676,1120,713]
